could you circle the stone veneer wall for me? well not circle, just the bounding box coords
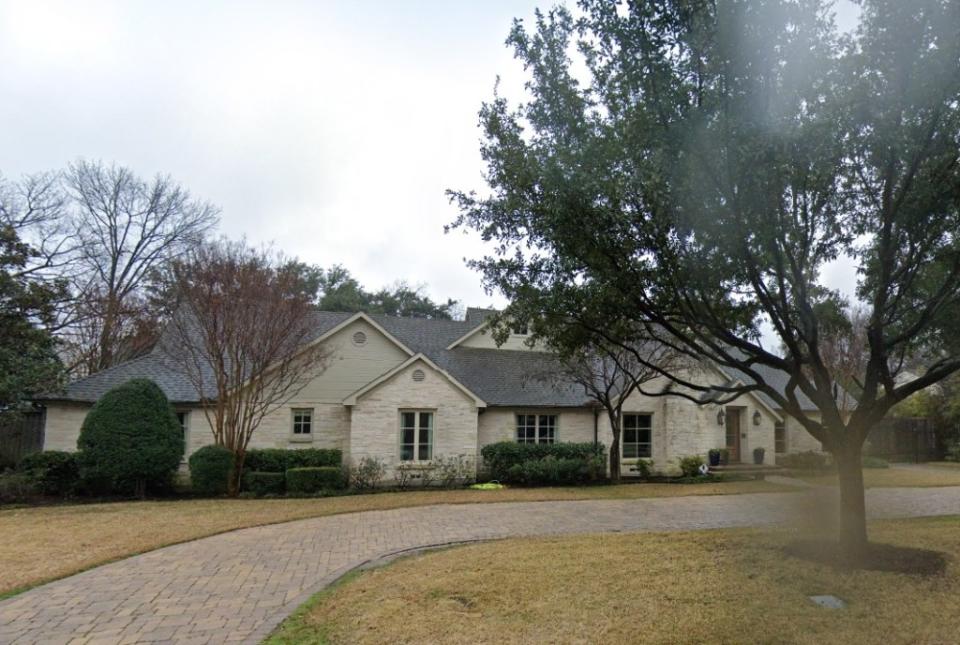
[349,360,480,477]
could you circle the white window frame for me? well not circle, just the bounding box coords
[291,408,314,442]
[175,410,190,460]
[515,413,557,444]
[622,413,653,459]
[399,410,434,462]
[775,421,787,454]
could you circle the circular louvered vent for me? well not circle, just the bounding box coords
[412,369,426,382]
[352,331,367,346]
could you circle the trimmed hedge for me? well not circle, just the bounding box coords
[286,466,345,494]
[243,471,286,496]
[243,448,342,473]
[189,445,235,495]
[504,456,601,486]
[77,379,184,496]
[481,441,604,479]
[862,456,890,469]
[18,450,79,496]
[481,441,605,486]
[776,450,830,470]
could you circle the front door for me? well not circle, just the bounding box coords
[725,408,741,463]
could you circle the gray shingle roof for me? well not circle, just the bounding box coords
[42,310,819,411]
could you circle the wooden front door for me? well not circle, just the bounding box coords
[725,408,741,463]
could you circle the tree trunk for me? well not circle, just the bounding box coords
[228,448,246,497]
[835,442,868,558]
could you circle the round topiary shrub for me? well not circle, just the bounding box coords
[77,379,184,497]
[189,445,235,496]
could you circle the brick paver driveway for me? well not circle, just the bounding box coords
[2,486,959,644]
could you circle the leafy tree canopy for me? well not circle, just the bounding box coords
[292,263,460,320]
[0,225,65,411]
[450,0,960,553]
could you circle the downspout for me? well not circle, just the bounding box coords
[593,405,599,450]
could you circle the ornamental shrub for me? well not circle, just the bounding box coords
[861,456,890,469]
[776,450,830,470]
[350,456,386,490]
[18,450,79,496]
[480,441,604,481]
[189,445,235,495]
[77,379,184,497]
[243,471,286,496]
[243,448,342,473]
[286,466,345,494]
[678,455,705,477]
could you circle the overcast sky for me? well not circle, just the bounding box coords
[0,0,861,315]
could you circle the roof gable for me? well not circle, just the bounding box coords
[343,353,486,407]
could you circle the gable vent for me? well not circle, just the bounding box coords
[352,331,367,346]
[412,369,426,382]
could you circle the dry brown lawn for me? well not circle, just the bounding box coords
[0,479,785,597]
[270,515,960,645]
[799,464,960,488]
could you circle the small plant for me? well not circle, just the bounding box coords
[286,466,345,494]
[420,464,437,488]
[719,448,730,465]
[678,455,706,478]
[631,458,652,479]
[708,449,721,467]
[393,465,414,490]
[189,445,235,496]
[351,456,386,490]
[753,447,766,465]
[435,454,474,488]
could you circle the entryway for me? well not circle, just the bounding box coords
[725,407,742,463]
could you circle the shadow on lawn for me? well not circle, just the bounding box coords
[783,539,948,576]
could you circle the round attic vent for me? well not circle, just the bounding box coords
[412,369,426,382]
[352,331,367,346]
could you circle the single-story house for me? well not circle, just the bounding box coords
[37,307,823,476]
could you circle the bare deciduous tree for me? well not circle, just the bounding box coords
[550,339,679,482]
[160,240,332,495]
[67,160,218,372]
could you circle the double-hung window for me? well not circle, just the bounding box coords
[175,411,190,456]
[775,421,787,454]
[400,411,433,461]
[292,409,313,439]
[622,413,652,459]
[515,414,556,444]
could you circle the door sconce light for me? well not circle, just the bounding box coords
[753,410,762,426]
[716,409,725,426]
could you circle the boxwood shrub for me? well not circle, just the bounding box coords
[243,471,286,496]
[243,448,342,473]
[189,445,235,495]
[77,379,184,496]
[481,441,605,485]
[286,466,345,494]
[18,450,79,496]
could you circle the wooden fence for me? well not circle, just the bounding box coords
[866,416,939,463]
[0,409,45,467]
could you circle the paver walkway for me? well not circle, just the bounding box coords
[2,486,960,645]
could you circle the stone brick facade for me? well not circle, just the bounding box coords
[349,359,481,477]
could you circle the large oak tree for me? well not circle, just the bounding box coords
[450,0,960,555]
